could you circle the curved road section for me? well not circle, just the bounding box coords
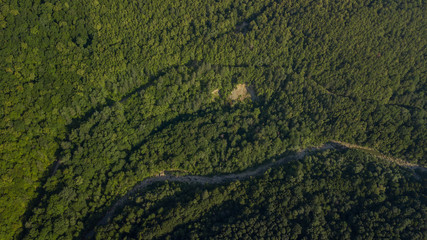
[86,142,425,239]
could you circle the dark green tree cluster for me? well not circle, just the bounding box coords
[20,63,425,239]
[94,150,426,239]
[0,0,425,238]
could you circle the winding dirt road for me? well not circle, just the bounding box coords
[85,141,425,239]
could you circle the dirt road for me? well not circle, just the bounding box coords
[85,141,424,239]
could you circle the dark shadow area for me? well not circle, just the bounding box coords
[207,0,278,41]
[17,63,193,239]
[81,146,346,239]
[83,181,203,239]
[157,200,246,240]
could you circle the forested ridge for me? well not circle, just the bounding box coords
[84,142,425,239]
[0,0,426,239]
[93,150,426,240]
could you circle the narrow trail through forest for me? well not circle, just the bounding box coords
[85,141,425,239]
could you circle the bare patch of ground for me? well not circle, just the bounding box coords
[229,84,256,102]
[211,89,220,100]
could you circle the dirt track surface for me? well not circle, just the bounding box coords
[85,141,425,239]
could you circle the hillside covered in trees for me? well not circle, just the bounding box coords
[94,150,425,240]
[0,0,426,239]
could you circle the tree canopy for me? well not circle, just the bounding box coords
[0,0,425,239]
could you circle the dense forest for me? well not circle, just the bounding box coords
[0,0,425,239]
[94,150,426,240]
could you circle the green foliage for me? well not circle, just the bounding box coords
[94,150,426,239]
[0,0,425,239]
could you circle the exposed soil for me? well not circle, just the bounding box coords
[229,84,256,101]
